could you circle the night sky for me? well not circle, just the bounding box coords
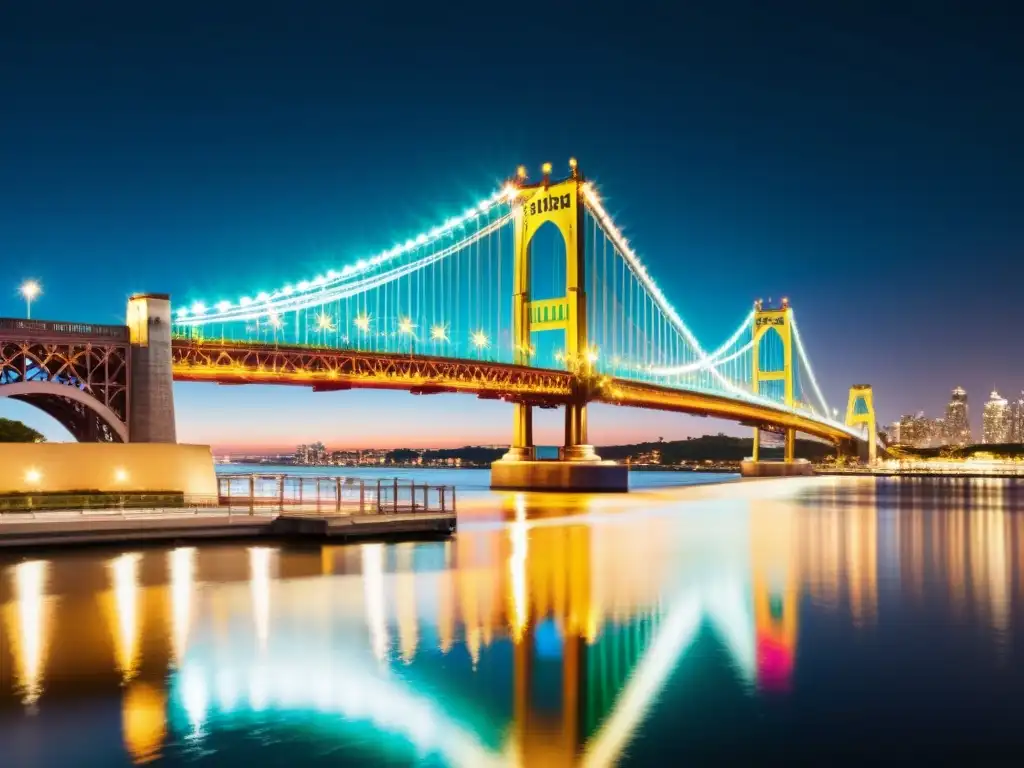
[2,1,1022,450]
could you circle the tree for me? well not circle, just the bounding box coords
[0,418,45,443]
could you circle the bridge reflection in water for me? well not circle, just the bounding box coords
[2,478,1023,765]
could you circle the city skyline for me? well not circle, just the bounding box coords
[2,3,1023,449]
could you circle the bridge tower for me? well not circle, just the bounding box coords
[845,384,877,464]
[751,298,796,463]
[492,161,626,491]
[126,294,177,443]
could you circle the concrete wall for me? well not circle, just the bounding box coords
[0,443,218,497]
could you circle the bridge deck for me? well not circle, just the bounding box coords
[172,339,857,444]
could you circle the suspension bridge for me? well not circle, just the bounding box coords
[0,160,879,490]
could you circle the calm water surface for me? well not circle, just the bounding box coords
[2,472,1024,765]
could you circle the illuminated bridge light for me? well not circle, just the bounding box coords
[215,300,232,313]
[470,330,489,349]
[315,313,335,332]
[267,313,282,329]
[238,297,253,307]
[430,324,448,342]
[190,302,207,316]
[354,313,371,332]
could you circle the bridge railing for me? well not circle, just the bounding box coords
[0,491,220,515]
[217,473,456,515]
[0,317,130,341]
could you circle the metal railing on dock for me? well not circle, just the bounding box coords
[217,474,457,515]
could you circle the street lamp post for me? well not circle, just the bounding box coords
[20,280,41,319]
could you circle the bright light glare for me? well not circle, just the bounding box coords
[24,468,41,484]
[20,280,41,300]
[398,317,416,335]
[267,313,283,329]
[470,330,489,349]
[114,468,128,483]
[430,324,448,342]
[354,313,371,332]
[315,313,335,332]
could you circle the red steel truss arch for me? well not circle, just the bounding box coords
[0,320,130,442]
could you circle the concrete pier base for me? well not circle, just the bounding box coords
[740,459,814,478]
[490,460,629,492]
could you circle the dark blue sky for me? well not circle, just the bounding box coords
[2,1,1022,448]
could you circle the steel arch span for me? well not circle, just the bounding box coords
[0,381,129,442]
[0,323,131,442]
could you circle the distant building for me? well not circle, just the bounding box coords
[982,392,1010,444]
[294,442,327,465]
[1010,393,1024,443]
[897,413,944,448]
[943,386,971,446]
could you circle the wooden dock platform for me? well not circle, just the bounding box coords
[273,510,455,540]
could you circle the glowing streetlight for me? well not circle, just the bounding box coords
[315,313,335,332]
[398,317,416,335]
[267,313,283,330]
[20,280,41,319]
[430,324,448,342]
[354,313,371,332]
[470,330,489,350]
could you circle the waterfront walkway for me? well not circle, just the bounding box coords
[0,507,455,548]
[0,475,457,548]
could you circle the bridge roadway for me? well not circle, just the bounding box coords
[171,339,856,445]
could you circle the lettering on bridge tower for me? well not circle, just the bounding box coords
[524,192,573,218]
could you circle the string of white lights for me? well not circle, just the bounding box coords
[176,185,517,324]
[648,313,754,376]
[583,183,861,437]
[790,312,832,418]
[582,189,759,401]
[177,211,513,325]
[650,339,754,377]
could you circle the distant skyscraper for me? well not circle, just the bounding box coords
[982,391,1010,444]
[944,386,971,446]
[1010,392,1024,443]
